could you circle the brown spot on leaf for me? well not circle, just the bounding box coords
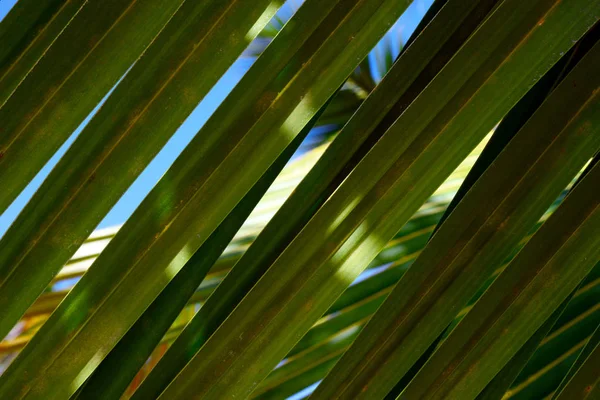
[585,385,593,393]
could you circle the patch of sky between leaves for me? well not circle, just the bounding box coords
[288,381,321,400]
[0,0,18,21]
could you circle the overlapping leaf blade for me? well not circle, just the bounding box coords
[475,286,581,400]
[310,2,600,398]
[505,264,600,399]
[554,323,600,399]
[402,159,600,399]
[134,0,499,396]
[476,156,600,400]
[0,0,598,398]
[0,0,84,107]
[75,89,337,400]
[0,0,410,397]
[160,0,599,398]
[0,0,284,344]
[0,0,185,212]
[251,160,485,398]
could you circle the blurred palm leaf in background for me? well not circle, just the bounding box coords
[0,0,598,399]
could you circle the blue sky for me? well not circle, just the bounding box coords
[0,0,433,237]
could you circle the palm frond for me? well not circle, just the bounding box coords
[0,0,598,399]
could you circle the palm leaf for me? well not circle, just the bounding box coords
[134,0,498,395]
[161,1,598,398]
[313,28,600,398]
[0,0,83,106]
[0,0,283,345]
[0,0,598,399]
[0,0,413,397]
[0,0,186,212]
[553,323,600,399]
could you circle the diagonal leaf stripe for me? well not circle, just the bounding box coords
[0,0,284,343]
[248,198,584,399]
[432,19,595,233]
[75,88,337,400]
[160,0,599,398]
[0,155,479,358]
[0,0,85,107]
[403,160,600,400]
[506,270,600,399]
[133,0,500,396]
[0,0,413,398]
[387,31,589,398]
[474,280,585,400]
[0,1,598,398]
[552,318,600,397]
[476,156,600,400]
[0,0,186,213]
[312,29,600,400]
[553,323,600,399]
[0,0,63,69]
[429,27,600,400]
